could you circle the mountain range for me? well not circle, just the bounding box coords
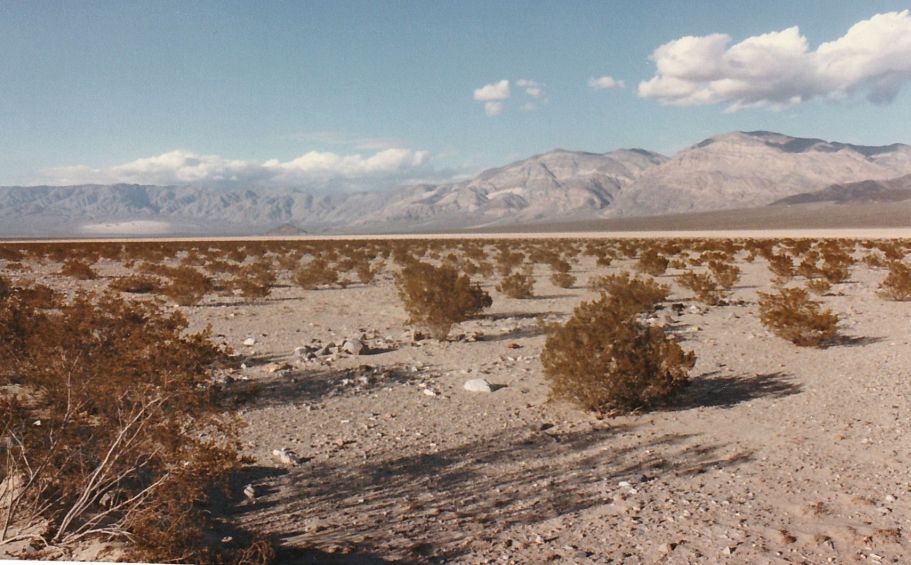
[2,130,911,236]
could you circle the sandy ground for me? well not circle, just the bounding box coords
[4,237,911,563]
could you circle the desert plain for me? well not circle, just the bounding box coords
[1,232,910,564]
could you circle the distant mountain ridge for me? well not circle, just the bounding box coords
[1,131,910,236]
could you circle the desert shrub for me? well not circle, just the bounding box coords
[805,278,832,295]
[59,259,98,280]
[707,260,741,289]
[394,261,492,340]
[550,271,576,289]
[159,266,213,306]
[757,287,838,347]
[677,271,725,305]
[293,258,339,289]
[0,289,258,562]
[230,260,276,300]
[877,261,911,301]
[588,271,669,315]
[766,253,794,283]
[356,261,381,285]
[635,248,669,276]
[496,270,535,299]
[109,275,160,294]
[541,293,695,413]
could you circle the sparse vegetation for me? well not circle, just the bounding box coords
[394,261,491,339]
[758,287,838,347]
[878,261,911,301]
[496,270,535,299]
[541,293,695,413]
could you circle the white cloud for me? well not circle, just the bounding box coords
[483,101,505,116]
[473,79,511,101]
[40,147,436,188]
[588,75,626,90]
[516,79,545,98]
[638,10,911,111]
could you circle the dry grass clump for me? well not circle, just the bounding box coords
[635,248,669,276]
[588,272,669,315]
[677,270,725,305]
[394,261,492,340]
[293,258,339,289]
[59,259,98,280]
[496,270,535,299]
[541,293,695,414]
[877,261,911,301]
[0,288,263,563]
[159,266,214,306]
[230,260,276,300]
[758,287,838,347]
[707,260,741,289]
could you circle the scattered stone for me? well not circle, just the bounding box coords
[243,484,256,500]
[243,337,256,346]
[264,362,292,374]
[464,378,493,393]
[422,388,437,397]
[342,339,367,355]
[271,447,302,466]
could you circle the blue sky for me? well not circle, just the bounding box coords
[1,1,910,187]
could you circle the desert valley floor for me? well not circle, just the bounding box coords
[2,233,911,564]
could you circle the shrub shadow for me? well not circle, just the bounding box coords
[237,424,752,562]
[669,371,801,410]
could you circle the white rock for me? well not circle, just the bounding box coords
[243,484,256,500]
[342,339,367,355]
[422,388,438,397]
[243,337,256,346]
[464,378,493,393]
[271,447,301,466]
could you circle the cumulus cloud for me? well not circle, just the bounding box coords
[483,101,505,116]
[588,75,625,90]
[516,79,545,98]
[638,10,911,111]
[474,78,547,115]
[39,147,436,188]
[473,79,511,101]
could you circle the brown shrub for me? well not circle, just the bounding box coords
[766,253,794,283]
[677,270,725,305]
[758,287,838,347]
[394,261,492,339]
[877,261,911,301]
[230,260,276,300]
[805,278,832,295]
[0,289,256,562]
[635,248,669,276]
[293,258,339,289]
[707,260,741,289]
[588,272,669,315]
[159,266,213,306]
[59,259,98,280]
[496,270,535,299]
[550,271,576,289]
[541,293,695,413]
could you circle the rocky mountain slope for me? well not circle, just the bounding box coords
[612,131,911,217]
[772,173,911,205]
[1,131,910,236]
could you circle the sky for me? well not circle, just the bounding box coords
[1,0,911,188]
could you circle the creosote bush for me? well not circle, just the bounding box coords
[293,258,339,289]
[59,259,98,280]
[394,261,491,340]
[496,270,535,299]
[587,272,669,315]
[677,270,725,305]
[877,261,911,301]
[757,287,838,347]
[635,248,669,276]
[541,293,695,413]
[0,287,261,563]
